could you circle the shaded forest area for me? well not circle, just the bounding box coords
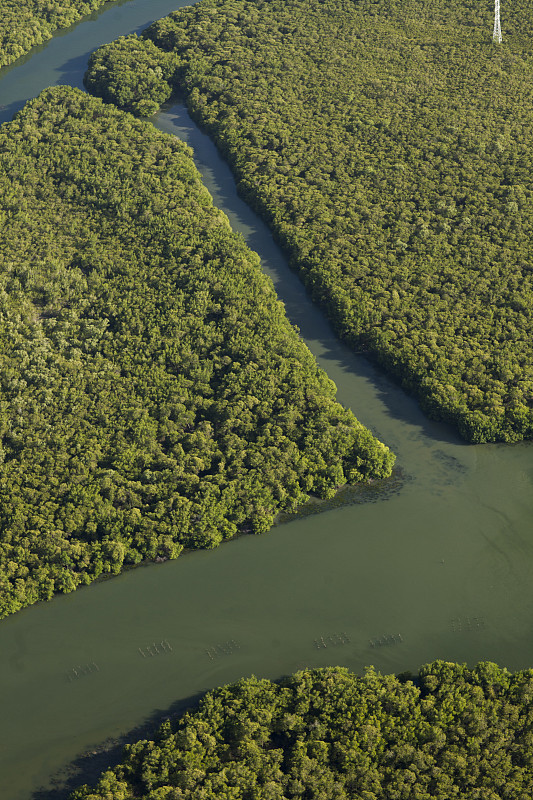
[0,0,111,68]
[71,661,533,799]
[0,86,393,618]
[86,0,533,442]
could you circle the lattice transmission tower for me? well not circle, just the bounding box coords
[493,0,502,43]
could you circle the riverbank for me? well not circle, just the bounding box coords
[0,0,117,69]
[68,663,533,800]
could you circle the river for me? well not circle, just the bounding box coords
[1,2,533,797]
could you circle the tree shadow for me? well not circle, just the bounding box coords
[56,52,94,90]
[0,99,26,125]
[30,689,206,800]
[30,663,423,799]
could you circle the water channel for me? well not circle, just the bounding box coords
[1,2,533,797]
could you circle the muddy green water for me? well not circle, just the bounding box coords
[1,3,533,798]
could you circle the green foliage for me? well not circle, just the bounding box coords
[0,86,393,618]
[85,36,179,117]
[0,0,110,68]
[85,0,533,442]
[70,661,533,799]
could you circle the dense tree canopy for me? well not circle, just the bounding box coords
[71,661,533,799]
[0,0,110,68]
[86,0,533,442]
[0,86,392,618]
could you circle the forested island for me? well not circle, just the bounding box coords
[0,0,112,68]
[85,0,533,443]
[0,86,393,618]
[71,661,533,799]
